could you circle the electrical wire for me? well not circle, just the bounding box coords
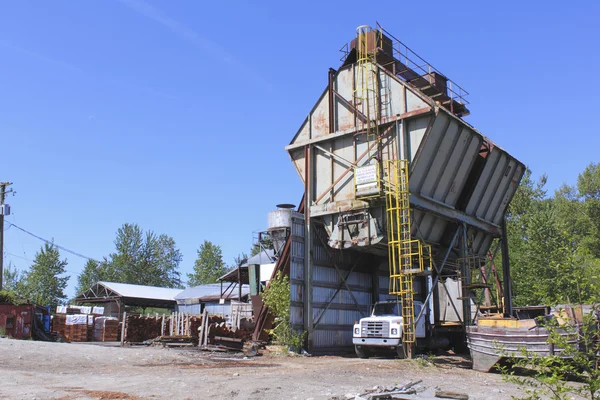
[4,251,33,263]
[5,221,96,261]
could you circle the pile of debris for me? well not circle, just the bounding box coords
[334,381,469,400]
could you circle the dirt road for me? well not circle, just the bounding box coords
[0,338,521,399]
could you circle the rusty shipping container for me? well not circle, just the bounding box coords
[0,304,37,339]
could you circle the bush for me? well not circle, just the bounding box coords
[261,272,305,351]
[500,306,600,399]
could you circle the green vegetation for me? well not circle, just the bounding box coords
[75,223,183,295]
[187,240,227,286]
[10,243,70,310]
[261,272,305,351]
[500,308,600,399]
[507,163,600,306]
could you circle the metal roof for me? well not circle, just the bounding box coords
[244,249,276,266]
[74,281,183,308]
[174,284,223,300]
[174,283,249,303]
[97,281,183,301]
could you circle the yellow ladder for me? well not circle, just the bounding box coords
[385,160,432,351]
[353,26,380,145]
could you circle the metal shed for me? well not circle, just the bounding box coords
[175,284,250,322]
[75,281,182,319]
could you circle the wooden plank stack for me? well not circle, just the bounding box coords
[125,315,164,343]
[94,317,119,341]
[65,314,89,342]
[52,314,67,339]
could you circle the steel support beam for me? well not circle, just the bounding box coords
[410,193,502,237]
[501,217,512,317]
[304,145,313,349]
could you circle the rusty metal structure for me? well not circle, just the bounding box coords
[0,304,50,340]
[282,24,525,354]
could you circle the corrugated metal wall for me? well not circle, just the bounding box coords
[291,211,378,352]
[290,212,306,331]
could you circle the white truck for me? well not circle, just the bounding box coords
[353,300,425,358]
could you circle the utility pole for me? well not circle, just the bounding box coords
[0,182,14,291]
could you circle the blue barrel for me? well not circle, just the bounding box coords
[43,306,51,332]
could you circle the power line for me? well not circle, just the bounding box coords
[5,221,96,262]
[4,251,33,263]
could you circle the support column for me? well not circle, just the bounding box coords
[304,145,313,351]
[501,217,512,317]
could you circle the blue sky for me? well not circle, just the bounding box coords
[2,1,599,298]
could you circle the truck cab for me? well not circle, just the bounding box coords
[353,300,425,358]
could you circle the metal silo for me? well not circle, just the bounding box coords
[285,24,525,355]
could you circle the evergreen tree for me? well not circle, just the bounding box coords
[2,261,26,296]
[78,223,184,289]
[22,243,69,309]
[187,240,226,286]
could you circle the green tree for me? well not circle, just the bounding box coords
[75,258,116,295]
[103,223,183,288]
[506,167,600,306]
[187,240,226,286]
[262,272,305,350]
[22,243,69,310]
[2,261,27,296]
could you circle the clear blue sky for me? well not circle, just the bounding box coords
[2,1,599,298]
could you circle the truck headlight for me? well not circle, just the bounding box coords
[354,327,360,335]
[391,328,398,335]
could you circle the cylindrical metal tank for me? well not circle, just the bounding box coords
[267,204,295,230]
[267,204,295,256]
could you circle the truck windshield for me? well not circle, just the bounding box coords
[373,302,401,316]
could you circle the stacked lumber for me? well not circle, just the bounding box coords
[65,314,89,342]
[94,317,119,341]
[52,314,67,338]
[125,315,164,343]
[207,317,253,342]
[86,315,94,341]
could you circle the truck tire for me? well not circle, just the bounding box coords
[396,344,406,359]
[355,345,370,359]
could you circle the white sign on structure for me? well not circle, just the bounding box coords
[355,164,380,196]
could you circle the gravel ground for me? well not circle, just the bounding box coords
[0,338,525,400]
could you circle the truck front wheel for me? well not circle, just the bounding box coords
[355,345,370,359]
[396,344,406,359]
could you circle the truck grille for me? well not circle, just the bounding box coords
[361,321,389,337]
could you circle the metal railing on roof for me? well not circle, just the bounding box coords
[339,23,470,113]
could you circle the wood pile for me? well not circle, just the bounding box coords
[125,315,164,343]
[65,314,90,342]
[94,317,119,341]
[52,314,67,338]
[66,324,88,342]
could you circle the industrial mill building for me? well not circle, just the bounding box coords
[254,24,525,357]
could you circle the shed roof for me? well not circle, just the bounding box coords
[97,281,182,301]
[75,281,183,308]
[245,249,276,265]
[174,283,250,303]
